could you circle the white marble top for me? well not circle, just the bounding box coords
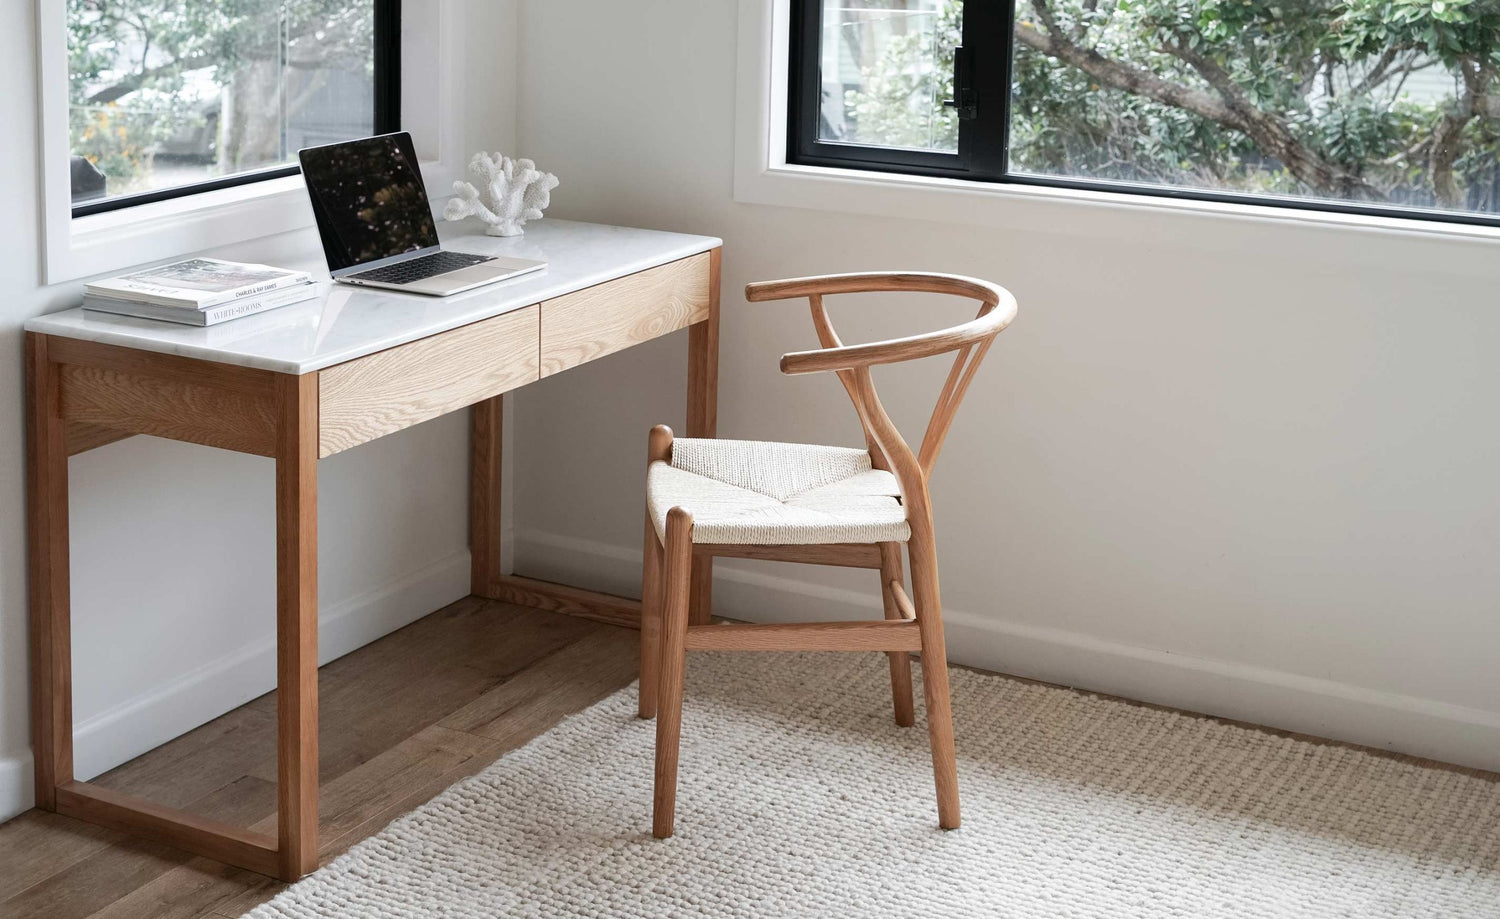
[26,220,722,374]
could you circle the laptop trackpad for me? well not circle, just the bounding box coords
[425,257,545,294]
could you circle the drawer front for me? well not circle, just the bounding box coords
[318,305,540,457]
[540,252,712,378]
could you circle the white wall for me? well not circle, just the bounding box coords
[508,1,1500,769]
[5,0,1494,829]
[0,0,519,820]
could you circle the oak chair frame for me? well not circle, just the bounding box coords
[639,271,1018,837]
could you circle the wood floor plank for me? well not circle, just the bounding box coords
[440,625,641,746]
[87,598,587,802]
[250,600,594,784]
[308,726,503,860]
[0,837,194,919]
[188,656,535,917]
[89,708,278,812]
[198,878,279,919]
[317,631,638,864]
[2,778,274,919]
[80,858,267,919]
[90,597,505,806]
[201,655,592,917]
[76,779,277,919]
[0,811,120,902]
[0,603,633,919]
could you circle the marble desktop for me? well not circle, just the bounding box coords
[25,219,722,375]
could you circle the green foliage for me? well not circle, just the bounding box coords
[1333,0,1500,65]
[67,0,374,195]
[1010,42,1258,189]
[842,0,1500,212]
[1025,0,1500,209]
[843,1,962,151]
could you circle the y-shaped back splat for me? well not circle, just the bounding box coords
[807,293,890,470]
[746,272,1017,505]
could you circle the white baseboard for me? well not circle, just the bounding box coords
[513,528,1500,773]
[0,753,32,825]
[0,550,471,823]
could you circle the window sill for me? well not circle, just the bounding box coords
[735,161,1500,252]
[54,176,317,283]
[51,156,459,284]
[38,0,466,285]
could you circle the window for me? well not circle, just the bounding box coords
[791,0,1500,225]
[67,0,400,217]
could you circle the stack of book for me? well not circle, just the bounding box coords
[83,258,316,326]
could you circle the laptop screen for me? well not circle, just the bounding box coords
[299,132,439,273]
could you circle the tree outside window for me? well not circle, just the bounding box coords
[811,0,1500,219]
[68,0,381,209]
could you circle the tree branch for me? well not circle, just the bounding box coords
[1428,58,1482,207]
[1018,0,1385,200]
[85,54,213,104]
[1351,46,1400,96]
[1163,39,1384,199]
[1013,20,1240,126]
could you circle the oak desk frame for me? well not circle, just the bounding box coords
[25,247,720,881]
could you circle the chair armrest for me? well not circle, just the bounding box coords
[745,271,1006,305]
[778,295,1016,374]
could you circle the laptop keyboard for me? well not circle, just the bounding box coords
[349,250,494,285]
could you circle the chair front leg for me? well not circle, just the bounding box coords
[652,507,694,838]
[639,512,666,719]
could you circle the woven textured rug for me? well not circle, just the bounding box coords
[247,653,1500,918]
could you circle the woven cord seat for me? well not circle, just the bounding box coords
[639,271,1018,840]
[647,438,910,546]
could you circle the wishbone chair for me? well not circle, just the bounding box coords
[638,271,1018,837]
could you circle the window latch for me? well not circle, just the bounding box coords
[943,46,978,121]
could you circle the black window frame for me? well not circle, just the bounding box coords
[787,0,1500,230]
[71,0,402,219]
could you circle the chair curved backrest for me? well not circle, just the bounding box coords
[744,271,1017,551]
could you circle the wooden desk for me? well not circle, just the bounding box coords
[23,219,721,880]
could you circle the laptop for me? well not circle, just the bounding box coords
[299,132,545,296]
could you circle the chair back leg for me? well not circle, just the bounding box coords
[638,512,665,719]
[909,541,961,829]
[652,507,695,838]
[877,542,916,727]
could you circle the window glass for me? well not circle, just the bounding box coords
[1009,0,1500,216]
[818,0,963,152]
[795,0,1500,223]
[68,1,379,207]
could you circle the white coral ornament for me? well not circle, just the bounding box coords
[442,152,559,237]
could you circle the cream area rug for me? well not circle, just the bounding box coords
[247,652,1500,918]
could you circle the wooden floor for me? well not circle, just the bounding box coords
[0,597,640,919]
[5,594,1495,919]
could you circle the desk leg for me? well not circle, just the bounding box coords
[685,249,722,626]
[485,247,723,631]
[25,334,73,810]
[275,373,320,880]
[470,396,504,596]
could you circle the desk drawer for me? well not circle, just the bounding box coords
[540,252,712,377]
[318,305,540,457]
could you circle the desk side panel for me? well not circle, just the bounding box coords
[56,364,280,457]
[539,253,712,378]
[66,421,134,456]
[317,305,540,457]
